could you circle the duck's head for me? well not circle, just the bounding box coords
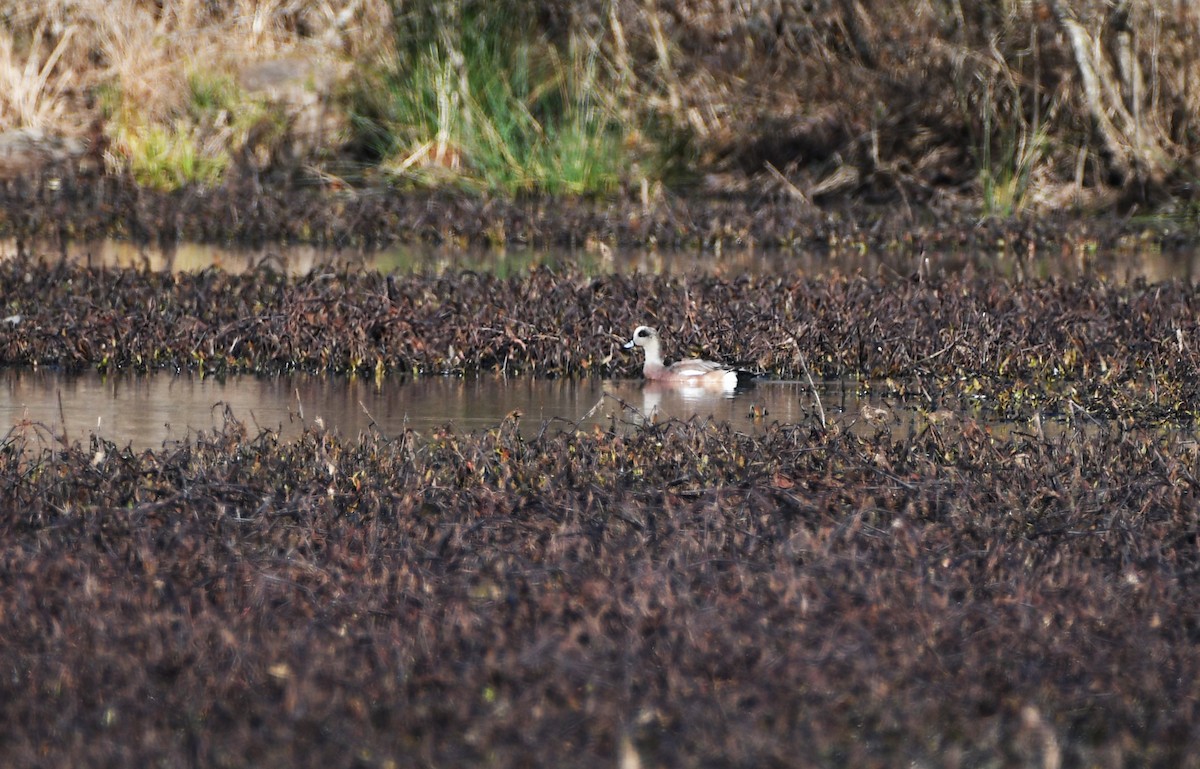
[623,325,659,351]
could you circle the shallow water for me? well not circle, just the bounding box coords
[2,236,1189,449]
[0,369,862,449]
[5,237,1200,282]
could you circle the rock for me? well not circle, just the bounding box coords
[0,127,86,177]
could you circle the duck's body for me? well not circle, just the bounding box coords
[623,325,755,389]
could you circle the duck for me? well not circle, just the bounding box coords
[623,325,756,389]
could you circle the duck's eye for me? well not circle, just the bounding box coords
[637,328,650,338]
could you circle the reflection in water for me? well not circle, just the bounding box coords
[5,237,1200,282]
[602,379,813,428]
[0,369,849,450]
[1,239,798,278]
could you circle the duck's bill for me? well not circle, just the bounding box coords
[622,340,635,349]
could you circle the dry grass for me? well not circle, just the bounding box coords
[0,0,389,184]
[578,0,1200,208]
[0,16,78,131]
[3,0,1200,208]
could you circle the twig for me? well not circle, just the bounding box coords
[764,161,813,207]
[56,388,69,447]
[782,328,826,429]
[359,400,379,430]
[580,394,606,422]
[797,351,826,430]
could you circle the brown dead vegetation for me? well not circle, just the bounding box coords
[611,0,1198,210]
[0,162,1104,250]
[1,412,1197,767]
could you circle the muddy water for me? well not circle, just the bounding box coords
[0,369,871,449]
[6,237,1200,282]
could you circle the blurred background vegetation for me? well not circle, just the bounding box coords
[1,0,1198,216]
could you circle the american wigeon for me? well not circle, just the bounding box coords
[623,325,756,389]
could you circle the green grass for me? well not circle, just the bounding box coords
[973,80,1051,218]
[979,125,1049,218]
[123,122,228,190]
[350,1,667,196]
[105,70,275,191]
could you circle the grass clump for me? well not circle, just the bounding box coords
[351,0,666,196]
[979,123,1050,218]
[105,71,275,191]
[116,121,227,190]
[972,84,1052,218]
[0,17,76,132]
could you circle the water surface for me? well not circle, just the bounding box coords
[0,369,852,449]
[6,237,1200,282]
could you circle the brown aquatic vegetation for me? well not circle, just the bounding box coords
[2,256,1200,423]
[0,414,1198,766]
[0,162,1095,252]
